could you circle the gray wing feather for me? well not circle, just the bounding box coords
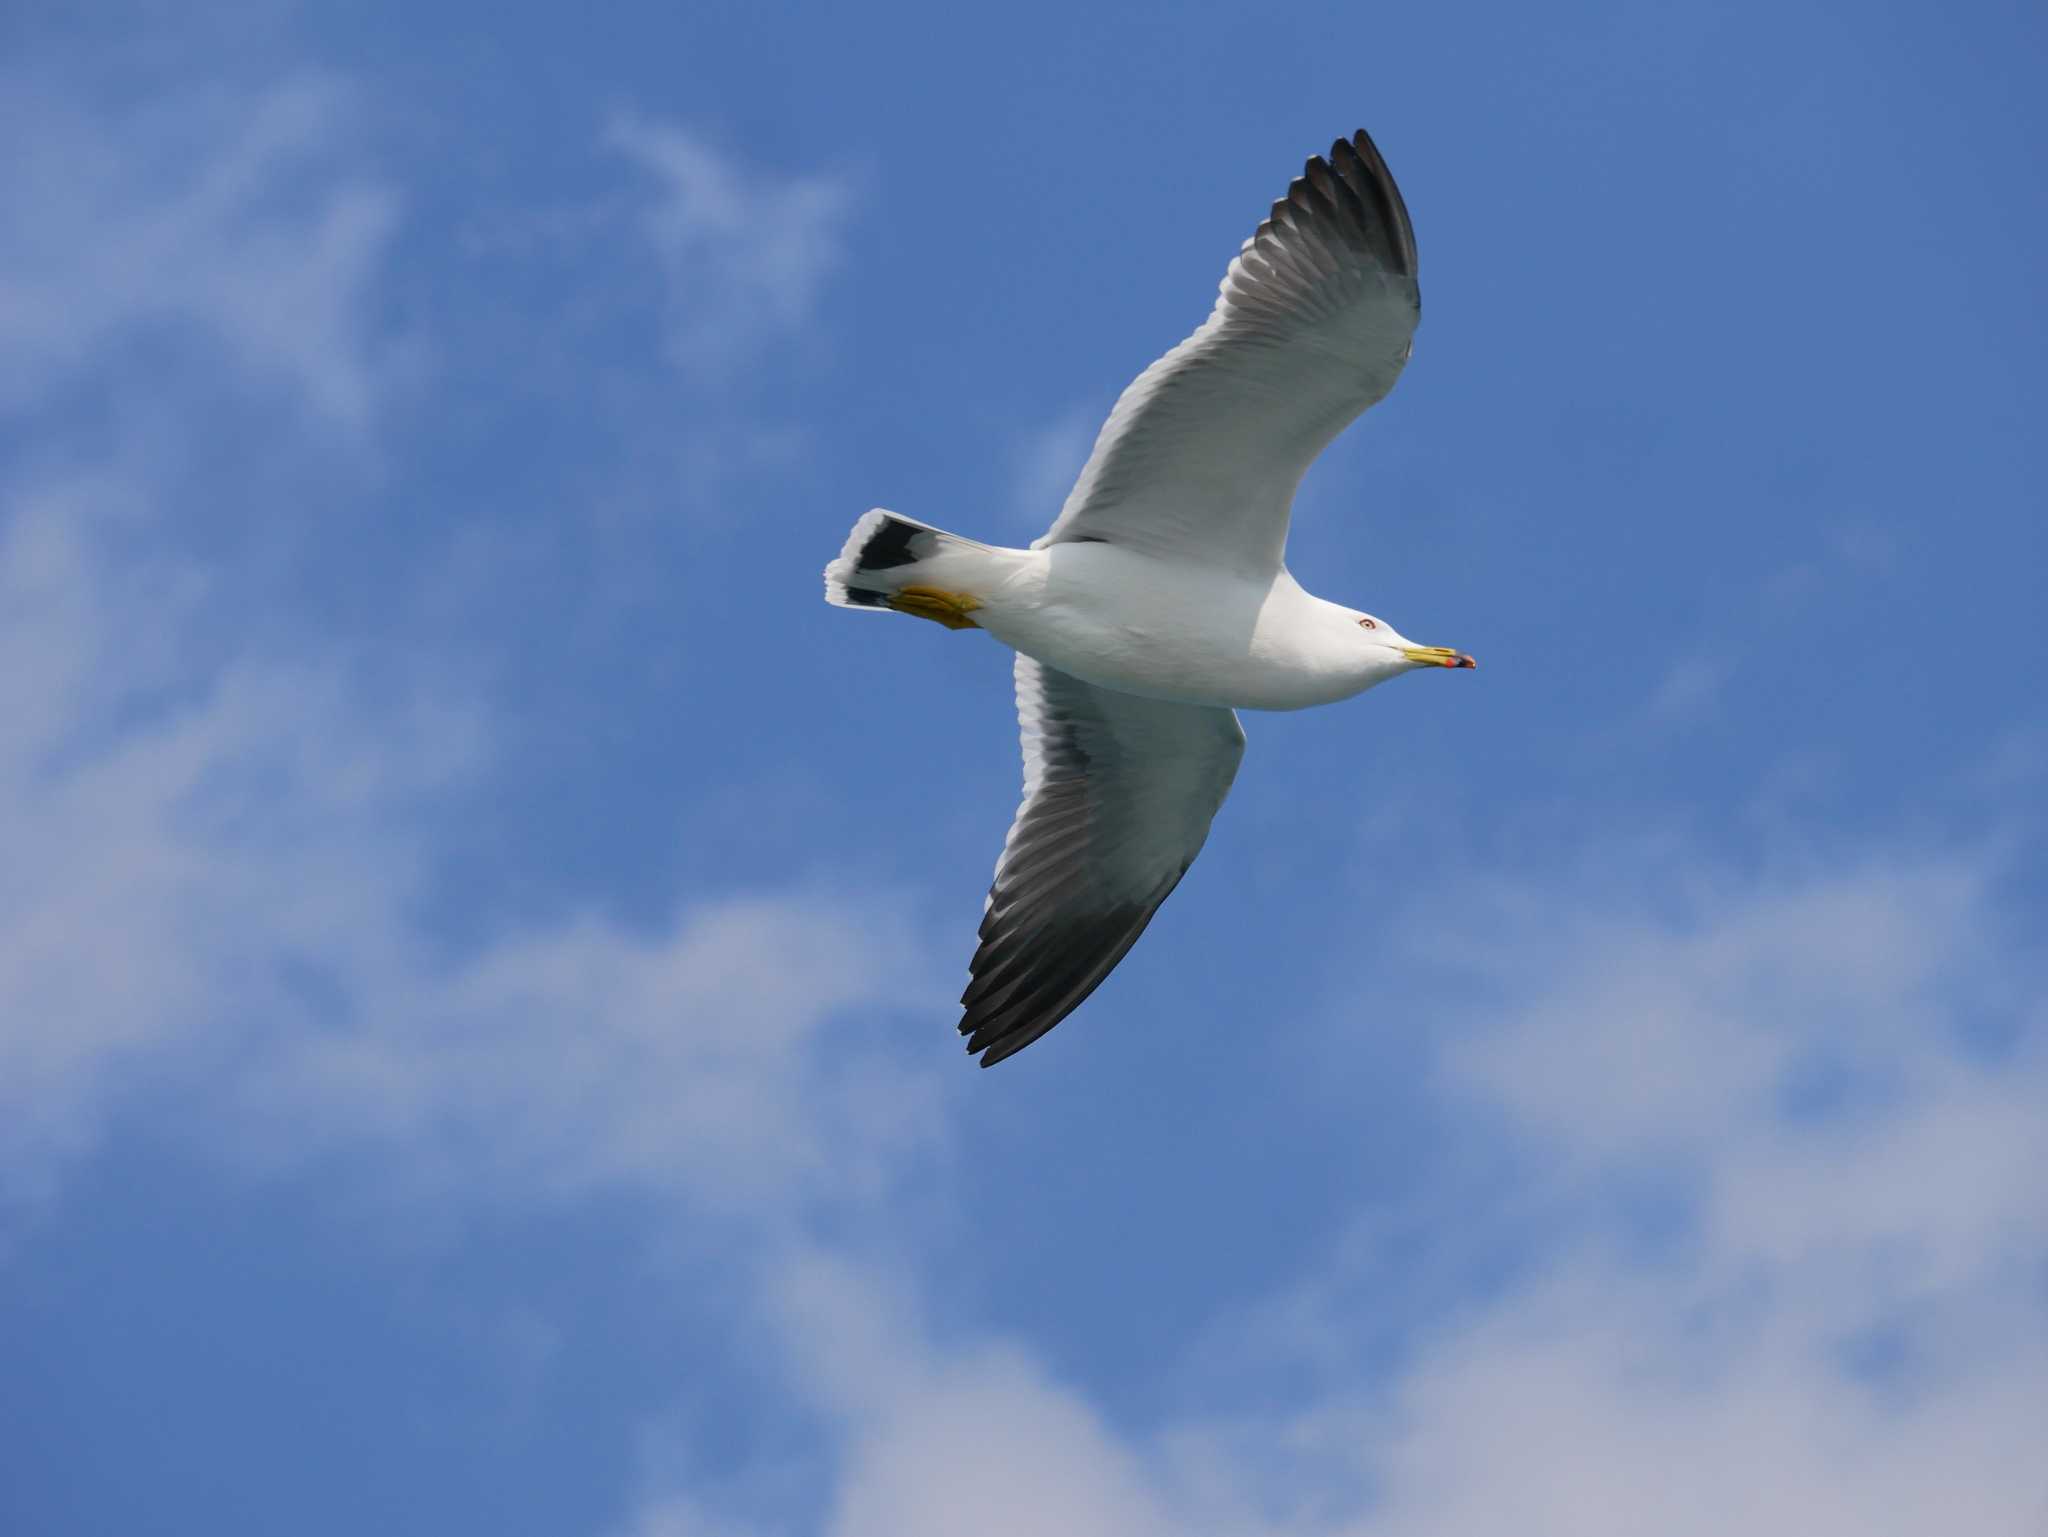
[1035,129,1420,578]
[961,657,1246,1066]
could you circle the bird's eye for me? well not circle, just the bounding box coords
[1357,617,1378,630]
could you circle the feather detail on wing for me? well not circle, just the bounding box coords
[1036,129,1420,578]
[961,657,1246,1066]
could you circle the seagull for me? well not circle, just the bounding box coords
[824,129,1472,1067]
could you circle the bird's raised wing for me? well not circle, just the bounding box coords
[1036,129,1420,579]
[961,657,1245,1066]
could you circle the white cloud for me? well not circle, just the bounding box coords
[608,114,857,376]
[0,440,944,1217]
[0,60,931,1220]
[1440,853,2006,1161]
[241,891,946,1218]
[1644,652,1729,724]
[826,1359,1175,1537]
[618,842,2047,1537]
[0,465,475,1205]
[1007,406,1100,534]
[747,1249,1183,1537]
[0,70,399,427]
[0,52,423,1202]
[615,1494,766,1537]
[1312,846,2041,1533]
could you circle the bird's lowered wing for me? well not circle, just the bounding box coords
[961,657,1246,1066]
[1036,129,1420,579]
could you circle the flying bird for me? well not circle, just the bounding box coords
[824,129,1472,1067]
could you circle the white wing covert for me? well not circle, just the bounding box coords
[1037,129,1420,579]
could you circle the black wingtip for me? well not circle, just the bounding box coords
[968,1028,1026,1068]
[1334,127,1418,278]
[1253,127,1418,287]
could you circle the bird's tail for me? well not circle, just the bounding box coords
[823,508,993,610]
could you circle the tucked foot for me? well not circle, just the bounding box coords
[887,585,983,630]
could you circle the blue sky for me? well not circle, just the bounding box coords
[3,1,2044,1532]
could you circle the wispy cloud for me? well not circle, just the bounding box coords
[0,70,400,428]
[0,464,474,1206]
[242,891,946,1218]
[1,447,944,1241]
[1644,651,1730,725]
[613,1494,766,1537]
[607,114,858,377]
[0,55,422,1205]
[0,61,924,1221]
[0,366,940,1223]
[1006,406,1099,534]
[608,838,2046,1536]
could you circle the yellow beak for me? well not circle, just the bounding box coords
[1401,645,1477,669]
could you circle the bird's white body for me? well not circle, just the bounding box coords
[917,541,1411,712]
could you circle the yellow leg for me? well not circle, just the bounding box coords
[887,585,983,631]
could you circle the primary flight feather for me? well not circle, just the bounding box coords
[824,129,1473,1067]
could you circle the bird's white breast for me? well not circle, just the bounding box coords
[963,543,1378,712]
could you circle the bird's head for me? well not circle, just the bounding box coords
[1351,611,1476,674]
